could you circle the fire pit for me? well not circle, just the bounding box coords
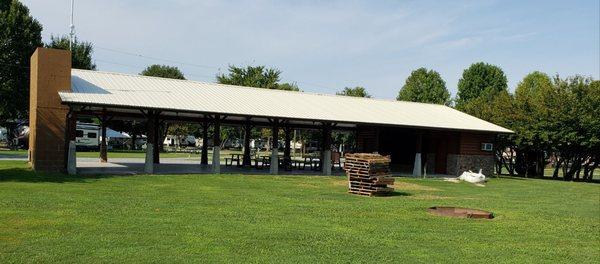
[427,206,494,219]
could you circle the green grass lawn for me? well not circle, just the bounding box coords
[0,160,598,263]
[500,166,599,180]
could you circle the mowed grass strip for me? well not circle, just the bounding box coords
[0,160,598,263]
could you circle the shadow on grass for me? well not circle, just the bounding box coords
[380,191,412,197]
[498,174,599,184]
[0,164,130,183]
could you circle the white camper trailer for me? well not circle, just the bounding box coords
[163,135,196,148]
[75,123,100,151]
[0,127,6,142]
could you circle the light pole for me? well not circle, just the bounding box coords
[69,0,75,50]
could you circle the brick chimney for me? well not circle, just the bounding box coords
[29,48,72,172]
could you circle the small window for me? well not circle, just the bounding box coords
[76,130,84,137]
[87,132,97,138]
[481,143,493,151]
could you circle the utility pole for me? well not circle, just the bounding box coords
[69,0,75,50]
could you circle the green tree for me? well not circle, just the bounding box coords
[548,76,599,181]
[0,0,42,125]
[277,82,300,91]
[456,62,508,110]
[337,86,371,98]
[45,35,96,70]
[141,64,186,80]
[397,68,449,104]
[502,72,599,181]
[217,65,280,89]
[511,72,554,175]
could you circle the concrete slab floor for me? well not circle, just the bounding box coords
[76,157,346,176]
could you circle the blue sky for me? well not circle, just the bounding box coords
[22,0,599,99]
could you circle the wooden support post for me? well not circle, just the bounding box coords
[413,132,423,177]
[270,120,279,175]
[243,122,252,166]
[283,127,292,171]
[152,115,160,164]
[212,115,221,174]
[200,121,209,165]
[322,123,332,175]
[99,113,108,163]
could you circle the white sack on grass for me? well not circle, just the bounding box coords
[458,169,487,184]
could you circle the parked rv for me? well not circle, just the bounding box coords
[163,135,196,148]
[0,127,6,142]
[14,122,29,149]
[75,123,100,151]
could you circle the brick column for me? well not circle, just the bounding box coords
[29,48,72,173]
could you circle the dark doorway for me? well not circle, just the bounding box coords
[378,127,416,173]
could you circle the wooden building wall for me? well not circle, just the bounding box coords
[356,126,379,153]
[459,132,495,156]
[355,126,496,175]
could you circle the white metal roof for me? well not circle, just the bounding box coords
[59,69,512,133]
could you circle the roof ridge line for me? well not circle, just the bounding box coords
[70,69,449,107]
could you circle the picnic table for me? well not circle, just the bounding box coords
[254,155,273,169]
[299,154,320,171]
[225,153,242,166]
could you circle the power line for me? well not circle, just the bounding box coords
[95,59,216,81]
[95,46,219,70]
[43,32,220,70]
[96,46,337,90]
[42,33,340,91]
[282,78,334,91]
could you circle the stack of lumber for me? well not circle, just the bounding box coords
[344,153,394,196]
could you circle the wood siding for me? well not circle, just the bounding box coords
[459,132,495,156]
[356,126,379,153]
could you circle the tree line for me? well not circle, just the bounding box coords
[1,0,598,180]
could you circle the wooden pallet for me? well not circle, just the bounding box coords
[348,190,374,196]
[348,189,394,197]
[349,178,395,185]
[348,175,393,181]
[344,166,390,173]
[349,185,394,192]
[345,153,394,197]
[345,153,391,162]
[346,171,391,178]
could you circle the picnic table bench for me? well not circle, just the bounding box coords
[225,153,242,166]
